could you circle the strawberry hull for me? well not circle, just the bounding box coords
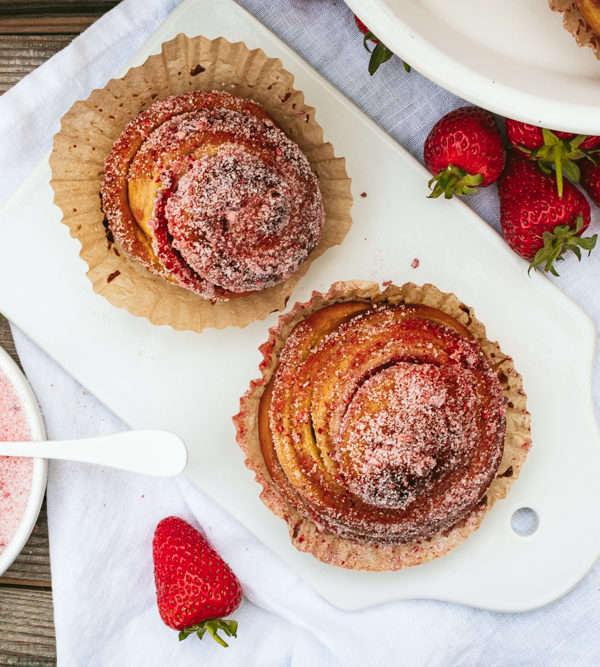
[505,118,600,151]
[424,106,505,198]
[505,118,600,198]
[498,154,594,273]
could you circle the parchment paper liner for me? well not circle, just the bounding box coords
[234,281,532,571]
[49,34,353,332]
[548,1,600,59]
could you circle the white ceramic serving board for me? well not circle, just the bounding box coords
[348,0,600,134]
[1,0,600,612]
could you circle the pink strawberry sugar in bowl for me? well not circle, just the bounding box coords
[0,344,47,576]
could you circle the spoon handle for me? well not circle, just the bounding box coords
[0,430,188,477]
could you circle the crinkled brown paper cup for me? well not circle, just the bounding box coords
[234,281,532,571]
[549,1,600,58]
[50,34,353,332]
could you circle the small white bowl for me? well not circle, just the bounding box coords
[0,345,47,576]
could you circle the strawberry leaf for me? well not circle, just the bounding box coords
[529,215,597,276]
[529,146,542,161]
[361,31,407,74]
[537,161,552,175]
[362,32,378,51]
[515,130,597,197]
[563,159,581,184]
[542,128,560,146]
[427,164,483,199]
[368,41,394,75]
[567,135,587,151]
[179,618,239,647]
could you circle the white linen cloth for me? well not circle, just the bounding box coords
[2,0,600,664]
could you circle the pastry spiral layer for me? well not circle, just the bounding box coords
[235,282,531,570]
[101,90,324,300]
[575,0,600,35]
[261,300,505,544]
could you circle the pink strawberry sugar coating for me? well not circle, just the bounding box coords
[0,367,33,554]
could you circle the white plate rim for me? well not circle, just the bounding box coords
[346,0,600,135]
[0,345,47,576]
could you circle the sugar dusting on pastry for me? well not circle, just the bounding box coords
[102,91,323,300]
[0,368,33,554]
[159,142,321,293]
[268,303,505,545]
[337,363,479,510]
[234,280,531,570]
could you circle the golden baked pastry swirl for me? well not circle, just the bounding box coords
[101,90,324,300]
[575,0,600,35]
[235,282,531,570]
[261,300,505,545]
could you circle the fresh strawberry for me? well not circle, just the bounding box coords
[424,106,505,199]
[505,118,600,198]
[153,516,243,646]
[498,153,596,275]
[580,159,600,206]
[354,15,410,74]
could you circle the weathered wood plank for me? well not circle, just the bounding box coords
[0,15,97,33]
[0,35,74,92]
[0,588,56,663]
[0,1,119,33]
[0,313,19,365]
[0,0,113,6]
[0,1,119,15]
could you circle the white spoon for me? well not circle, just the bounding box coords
[0,430,188,477]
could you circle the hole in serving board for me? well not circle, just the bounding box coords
[511,507,539,536]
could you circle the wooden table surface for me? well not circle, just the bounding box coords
[0,2,120,663]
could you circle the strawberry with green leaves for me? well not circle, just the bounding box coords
[354,15,410,75]
[498,153,596,275]
[505,118,600,198]
[153,516,242,647]
[424,106,505,199]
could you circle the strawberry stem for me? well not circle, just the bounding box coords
[514,129,594,198]
[427,164,483,199]
[528,215,597,276]
[178,619,239,647]
[552,142,564,199]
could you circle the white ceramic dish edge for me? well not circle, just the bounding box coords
[346,0,600,134]
[0,346,47,576]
